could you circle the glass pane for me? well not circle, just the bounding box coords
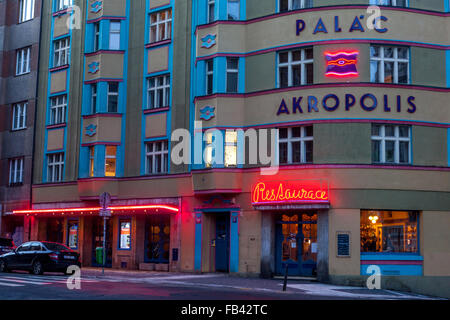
[370,61,380,83]
[397,47,408,59]
[399,141,409,163]
[292,50,301,61]
[372,124,381,136]
[384,47,394,58]
[372,140,380,162]
[227,0,240,20]
[279,52,288,64]
[292,141,301,163]
[398,62,408,84]
[279,128,288,139]
[292,0,301,9]
[385,141,395,163]
[370,46,380,58]
[305,48,313,60]
[305,141,313,163]
[384,61,394,83]
[292,65,301,86]
[279,67,289,88]
[280,0,289,11]
[385,125,395,137]
[227,57,238,70]
[227,72,238,93]
[305,126,313,137]
[399,126,409,137]
[305,63,313,84]
[279,142,288,164]
[291,127,301,138]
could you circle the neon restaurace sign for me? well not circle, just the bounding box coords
[252,182,329,205]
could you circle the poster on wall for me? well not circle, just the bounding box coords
[68,223,78,249]
[120,221,131,249]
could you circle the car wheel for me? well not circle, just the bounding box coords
[0,260,8,273]
[32,261,43,275]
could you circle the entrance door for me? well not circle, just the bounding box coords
[275,213,318,277]
[46,218,64,243]
[92,217,113,268]
[144,215,170,264]
[215,214,230,272]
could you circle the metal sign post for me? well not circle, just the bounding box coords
[99,193,111,276]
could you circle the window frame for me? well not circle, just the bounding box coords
[91,83,97,114]
[278,126,314,164]
[109,21,121,50]
[49,95,67,125]
[149,9,172,44]
[371,124,411,164]
[369,0,408,7]
[18,0,35,23]
[89,146,95,177]
[278,48,314,88]
[147,74,171,110]
[145,141,169,175]
[206,59,214,95]
[107,82,119,113]
[12,102,27,131]
[16,47,31,76]
[93,22,100,52]
[55,0,72,12]
[227,0,240,21]
[370,45,410,84]
[279,0,313,12]
[226,57,239,93]
[207,0,215,23]
[9,157,24,185]
[53,37,70,67]
[47,153,65,183]
[105,146,117,177]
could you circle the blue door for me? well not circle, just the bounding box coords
[275,213,318,277]
[215,214,230,272]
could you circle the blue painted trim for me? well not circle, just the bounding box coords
[445,0,449,12]
[194,212,203,271]
[446,50,450,87]
[229,211,240,273]
[448,128,450,166]
[360,254,423,261]
[361,264,422,276]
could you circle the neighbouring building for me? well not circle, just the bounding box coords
[11,0,450,298]
[0,0,42,245]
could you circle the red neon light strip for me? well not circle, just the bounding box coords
[324,51,359,57]
[13,204,179,215]
[325,72,359,77]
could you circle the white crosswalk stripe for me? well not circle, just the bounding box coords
[0,281,24,287]
[0,274,100,287]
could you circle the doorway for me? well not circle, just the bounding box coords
[144,215,170,264]
[91,217,113,268]
[214,213,230,273]
[275,212,318,277]
[46,218,64,243]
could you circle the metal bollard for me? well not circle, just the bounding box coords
[282,263,289,291]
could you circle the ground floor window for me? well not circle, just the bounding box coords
[119,220,131,250]
[67,220,78,249]
[360,210,418,253]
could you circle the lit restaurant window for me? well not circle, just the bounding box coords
[89,146,95,177]
[278,48,313,88]
[361,210,418,253]
[105,146,117,177]
[370,45,409,84]
[67,221,79,249]
[371,124,410,164]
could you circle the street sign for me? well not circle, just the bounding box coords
[99,192,111,209]
[99,209,112,217]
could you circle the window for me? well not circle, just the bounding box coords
[206,59,214,95]
[109,21,121,50]
[19,0,35,23]
[278,48,313,87]
[12,102,27,130]
[279,0,313,12]
[146,141,168,175]
[105,146,117,177]
[91,84,97,114]
[89,146,95,177]
[67,221,79,249]
[225,131,237,167]
[149,9,172,43]
[9,158,24,185]
[370,45,409,84]
[53,37,70,67]
[371,124,410,164]
[55,0,72,11]
[278,126,313,164]
[47,153,64,182]
[208,0,215,23]
[226,57,239,93]
[93,22,100,51]
[107,82,119,113]
[49,95,67,125]
[361,210,418,253]
[16,47,31,75]
[227,0,240,20]
[119,220,131,250]
[369,0,407,6]
[147,75,170,109]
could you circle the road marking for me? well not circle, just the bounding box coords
[0,281,24,287]
[0,276,52,285]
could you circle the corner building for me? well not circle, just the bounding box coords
[20,0,450,298]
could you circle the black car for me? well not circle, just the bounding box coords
[0,241,81,275]
[0,238,15,255]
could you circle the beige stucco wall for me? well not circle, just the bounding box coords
[82,116,122,144]
[148,46,169,74]
[422,211,450,276]
[50,70,67,94]
[149,0,171,10]
[85,53,124,81]
[145,112,167,138]
[87,0,126,21]
[53,14,70,38]
[47,129,65,151]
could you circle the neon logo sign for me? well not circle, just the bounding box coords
[252,182,329,205]
[325,51,359,77]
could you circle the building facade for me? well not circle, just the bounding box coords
[0,0,42,244]
[12,0,450,298]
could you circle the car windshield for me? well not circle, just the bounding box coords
[43,243,71,252]
[0,238,14,247]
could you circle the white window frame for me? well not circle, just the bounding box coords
[206,59,214,95]
[278,48,313,87]
[369,0,408,6]
[278,126,313,164]
[107,82,119,113]
[16,47,31,76]
[55,0,72,12]
[93,22,100,51]
[146,141,169,175]
[279,0,312,11]
[47,153,64,183]
[227,0,240,21]
[224,131,238,167]
[9,158,24,185]
[91,83,97,114]
[53,37,70,67]
[49,95,67,125]
[226,57,239,93]
[370,45,410,84]
[149,9,172,43]
[207,0,215,23]
[109,21,121,50]
[371,124,411,164]
[19,0,35,23]
[12,102,27,130]
[147,75,170,109]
